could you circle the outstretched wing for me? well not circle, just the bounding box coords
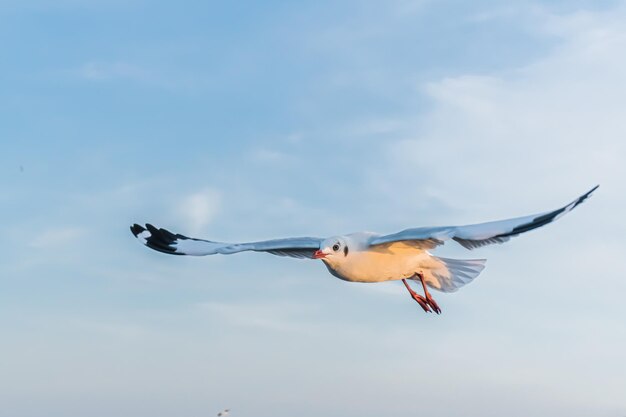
[130,224,322,259]
[370,186,598,250]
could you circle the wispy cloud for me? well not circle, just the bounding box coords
[248,148,294,164]
[380,7,626,215]
[176,188,221,234]
[30,227,86,248]
[77,61,149,82]
[72,60,213,92]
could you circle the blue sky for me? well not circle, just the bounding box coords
[1,1,625,416]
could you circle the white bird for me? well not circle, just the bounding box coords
[217,409,229,417]
[130,186,598,314]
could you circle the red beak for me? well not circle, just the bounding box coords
[313,250,326,259]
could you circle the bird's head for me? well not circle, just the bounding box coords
[313,236,349,266]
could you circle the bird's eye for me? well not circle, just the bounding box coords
[332,243,340,251]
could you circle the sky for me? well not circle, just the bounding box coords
[1,1,625,416]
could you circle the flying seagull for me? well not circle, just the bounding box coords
[217,409,229,417]
[131,186,598,314]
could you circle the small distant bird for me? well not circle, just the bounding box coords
[217,409,229,417]
[131,186,598,314]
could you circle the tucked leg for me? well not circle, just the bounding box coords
[402,279,431,313]
[416,272,442,314]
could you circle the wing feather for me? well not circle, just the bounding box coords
[370,186,598,250]
[130,224,322,259]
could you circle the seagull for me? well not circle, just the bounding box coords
[130,186,598,314]
[217,409,229,417]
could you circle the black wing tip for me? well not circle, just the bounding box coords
[130,223,145,237]
[130,222,183,255]
[145,223,159,234]
[575,184,599,205]
[486,185,600,243]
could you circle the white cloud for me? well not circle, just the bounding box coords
[30,227,86,248]
[176,188,221,234]
[380,7,626,215]
[249,148,293,164]
[78,61,149,81]
[73,61,213,92]
[285,132,304,143]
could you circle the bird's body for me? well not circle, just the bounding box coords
[131,186,598,313]
[324,236,432,283]
[318,233,475,293]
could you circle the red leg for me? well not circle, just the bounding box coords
[402,279,431,313]
[417,272,442,314]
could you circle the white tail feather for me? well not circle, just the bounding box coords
[426,256,486,293]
